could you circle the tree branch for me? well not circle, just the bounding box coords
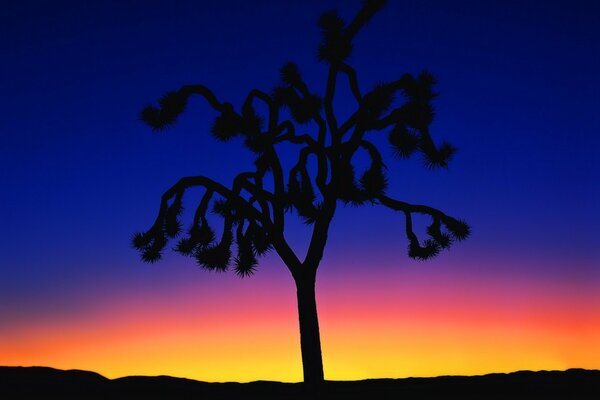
[161,176,267,226]
[338,63,362,103]
[377,194,470,255]
[378,194,450,220]
[179,84,228,112]
[324,67,339,139]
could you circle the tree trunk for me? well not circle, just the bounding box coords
[295,271,324,385]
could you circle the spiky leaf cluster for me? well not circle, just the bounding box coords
[335,143,388,205]
[403,70,438,102]
[140,91,188,131]
[243,121,270,154]
[380,72,457,169]
[359,160,387,197]
[132,194,189,262]
[234,229,258,277]
[407,216,471,261]
[132,228,167,263]
[247,224,272,256]
[444,218,471,241]
[240,106,263,136]
[212,199,245,223]
[317,10,352,64]
[359,83,395,127]
[210,103,264,145]
[287,169,319,223]
[317,0,387,64]
[195,229,233,271]
[388,124,420,159]
[426,219,452,249]
[273,85,322,124]
[421,140,456,169]
[175,219,215,256]
[402,100,435,133]
[348,0,388,35]
[211,104,242,141]
[408,238,441,260]
[359,144,388,198]
[280,62,303,87]
[335,161,368,206]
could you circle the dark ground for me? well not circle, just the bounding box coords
[1,366,598,399]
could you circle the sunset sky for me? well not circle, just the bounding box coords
[1,0,599,382]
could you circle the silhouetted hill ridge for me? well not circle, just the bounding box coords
[1,366,598,399]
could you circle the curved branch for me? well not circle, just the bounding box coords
[362,74,421,131]
[337,112,359,137]
[338,63,362,103]
[274,121,318,147]
[266,146,286,231]
[292,146,329,198]
[232,171,277,220]
[378,195,460,260]
[378,194,450,220]
[324,67,339,139]
[161,176,267,226]
[193,189,214,226]
[244,89,272,109]
[243,89,277,132]
[358,140,383,163]
[275,123,329,196]
[279,64,328,146]
[179,84,228,112]
[251,173,272,223]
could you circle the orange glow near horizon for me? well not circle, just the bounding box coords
[2,262,598,382]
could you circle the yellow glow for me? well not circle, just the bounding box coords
[2,270,598,382]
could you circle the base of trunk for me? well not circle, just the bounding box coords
[296,275,324,384]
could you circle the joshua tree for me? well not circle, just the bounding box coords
[133,0,469,385]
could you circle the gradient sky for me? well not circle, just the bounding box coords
[1,0,599,382]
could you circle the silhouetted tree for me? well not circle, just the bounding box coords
[133,0,469,385]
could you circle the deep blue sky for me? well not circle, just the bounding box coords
[1,0,599,311]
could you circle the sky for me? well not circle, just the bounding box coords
[1,0,599,382]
